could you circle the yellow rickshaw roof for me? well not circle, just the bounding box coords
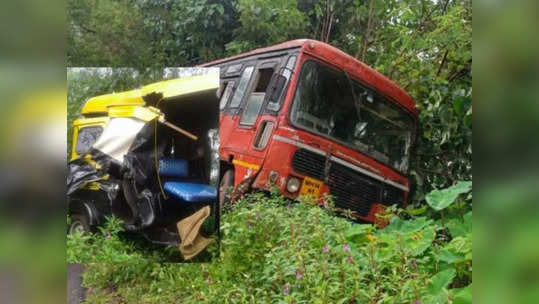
[80,72,219,115]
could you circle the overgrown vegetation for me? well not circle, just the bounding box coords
[68,183,471,304]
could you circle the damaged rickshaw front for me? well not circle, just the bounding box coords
[67,73,220,260]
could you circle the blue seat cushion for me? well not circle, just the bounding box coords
[163,182,217,203]
[159,158,188,178]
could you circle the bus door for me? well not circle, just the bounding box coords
[219,55,297,181]
[224,58,276,174]
[242,54,298,159]
[218,61,257,164]
[221,59,275,180]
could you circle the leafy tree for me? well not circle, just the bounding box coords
[226,0,309,54]
[67,0,156,68]
[136,0,240,65]
[372,0,472,200]
[67,0,240,67]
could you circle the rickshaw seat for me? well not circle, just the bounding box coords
[163,182,217,203]
[159,157,189,178]
[159,158,217,203]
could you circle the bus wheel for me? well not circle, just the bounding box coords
[219,169,234,210]
[69,214,91,235]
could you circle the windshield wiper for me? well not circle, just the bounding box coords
[343,70,361,121]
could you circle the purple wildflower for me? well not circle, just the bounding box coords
[322,244,329,253]
[342,244,351,252]
[296,269,303,280]
[347,255,354,263]
[105,232,111,239]
[413,301,422,304]
[283,283,290,295]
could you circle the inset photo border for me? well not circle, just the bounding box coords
[67,67,220,263]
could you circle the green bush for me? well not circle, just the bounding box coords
[68,182,471,304]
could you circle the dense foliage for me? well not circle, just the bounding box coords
[68,186,471,303]
[68,0,472,200]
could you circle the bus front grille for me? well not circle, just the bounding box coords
[291,148,325,181]
[381,185,404,207]
[327,161,380,216]
[290,148,404,217]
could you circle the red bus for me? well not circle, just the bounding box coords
[203,39,418,223]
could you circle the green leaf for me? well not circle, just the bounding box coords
[439,249,465,264]
[452,96,471,115]
[425,181,472,211]
[427,268,456,296]
[345,224,373,239]
[386,216,431,234]
[409,227,436,256]
[446,211,472,238]
[405,205,428,216]
[452,284,472,304]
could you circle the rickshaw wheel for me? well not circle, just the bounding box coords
[69,214,91,235]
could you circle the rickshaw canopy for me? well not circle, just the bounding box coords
[80,72,220,116]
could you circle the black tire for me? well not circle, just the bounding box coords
[69,214,92,235]
[219,169,234,210]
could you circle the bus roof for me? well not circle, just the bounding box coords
[201,39,418,115]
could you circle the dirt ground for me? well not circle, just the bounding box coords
[67,263,86,304]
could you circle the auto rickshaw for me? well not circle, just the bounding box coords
[67,72,220,259]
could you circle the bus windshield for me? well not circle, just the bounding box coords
[290,60,414,172]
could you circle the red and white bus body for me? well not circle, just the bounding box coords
[203,39,418,223]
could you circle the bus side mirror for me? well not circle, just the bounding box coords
[266,74,287,111]
[354,122,367,138]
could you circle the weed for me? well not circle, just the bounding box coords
[67,182,472,303]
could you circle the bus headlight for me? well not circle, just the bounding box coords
[287,177,300,193]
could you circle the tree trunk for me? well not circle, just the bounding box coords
[360,0,376,61]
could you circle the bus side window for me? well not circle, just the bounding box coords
[76,126,103,155]
[229,66,254,108]
[240,67,274,126]
[219,81,235,110]
[225,63,243,76]
[267,55,297,112]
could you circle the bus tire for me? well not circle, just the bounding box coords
[69,214,92,235]
[219,169,234,210]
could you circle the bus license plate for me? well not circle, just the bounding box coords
[299,177,323,198]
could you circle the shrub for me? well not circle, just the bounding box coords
[67,183,472,303]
